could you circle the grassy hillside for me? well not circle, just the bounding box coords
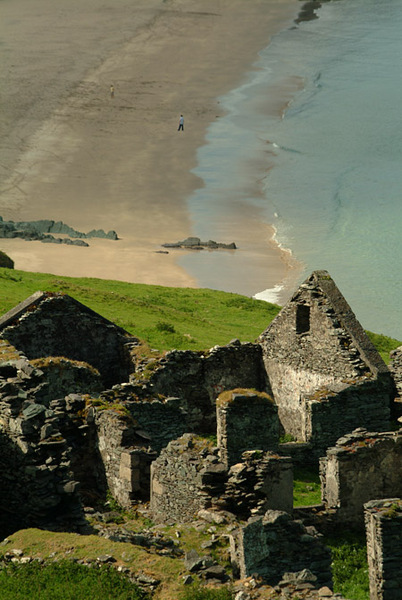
[0,268,281,351]
[0,268,400,361]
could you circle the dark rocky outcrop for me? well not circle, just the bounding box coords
[162,236,236,250]
[0,216,118,246]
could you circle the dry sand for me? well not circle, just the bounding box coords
[0,0,301,294]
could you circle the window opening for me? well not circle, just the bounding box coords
[296,304,310,334]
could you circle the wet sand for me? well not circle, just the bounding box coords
[0,0,301,293]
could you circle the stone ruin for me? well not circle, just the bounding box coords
[320,428,402,526]
[259,270,394,454]
[216,389,279,467]
[388,345,402,423]
[150,412,294,524]
[0,291,134,388]
[0,271,400,594]
[230,510,332,588]
[364,498,402,600]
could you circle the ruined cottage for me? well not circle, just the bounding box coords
[259,270,394,452]
[0,291,135,388]
[320,428,402,526]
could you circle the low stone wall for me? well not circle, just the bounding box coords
[230,510,332,586]
[150,435,293,524]
[320,429,402,526]
[364,498,402,600]
[150,435,225,523]
[222,451,293,518]
[216,390,278,467]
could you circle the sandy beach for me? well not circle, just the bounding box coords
[0,0,301,294]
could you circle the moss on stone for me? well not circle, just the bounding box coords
[216,388,274,407]
[30,356,100,375]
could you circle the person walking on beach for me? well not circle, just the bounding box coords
[178,114,184,131]
[110,84,115,98]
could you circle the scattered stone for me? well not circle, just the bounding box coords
[202,564,229,581]
[184,549,203,572]
[96,555,116,563]
[318,587,334,597]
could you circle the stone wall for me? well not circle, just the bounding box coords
[0,293,134,387]
[320,429,402,526]
[230,510,332,586]
[30,357,103,400]
[216,390,278,467]
[150,435,293,524]
[222,451,293,518]
[388,346,402,398]
[0,350,188,518]
[388,346,402,421]
[0,363,84,537]
[303,378,391,456]
[134,340,268,432]
[150,435,225,523]
[364,498,402,600]
[94,395,187,506]
[95,410,157,507]
[124,397,187,454]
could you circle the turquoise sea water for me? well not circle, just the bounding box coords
[180,0,402,340]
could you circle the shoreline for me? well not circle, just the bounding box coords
[0,0,302,297]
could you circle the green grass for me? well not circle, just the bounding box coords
[0,268,280,352]
[293,466,322,506]
[180,585,233,600]
[365,330,401,364]
[0,268,400,358]
[325,533,370,600]
[0,561,147,600]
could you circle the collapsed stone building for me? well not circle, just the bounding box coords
[0,271,400,594]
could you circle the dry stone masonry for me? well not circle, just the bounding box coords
[150,434,294,524]
[216,390,278,467]
[0,270,400,594]
[132,340,267,433]
[230,509,332,587]
[259,271,393,451]
[0,292,134,388]
[388,346,402,423]
[150,434,226,523]
[0,358,85,536]
[320,429,402,526]
[364,498,402,600]
[222,450,293,519]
